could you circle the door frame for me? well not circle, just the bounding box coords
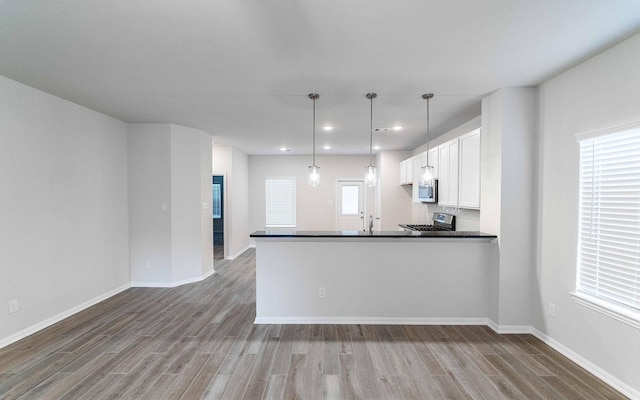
[212,171,228,260]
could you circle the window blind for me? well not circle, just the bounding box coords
[577,127,640,311]
[265,178,296,227]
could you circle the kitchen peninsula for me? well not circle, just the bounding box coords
[251,230,497,325]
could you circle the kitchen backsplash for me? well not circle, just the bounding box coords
[412,203,480,231]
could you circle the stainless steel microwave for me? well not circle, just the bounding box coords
[418,180,438,203]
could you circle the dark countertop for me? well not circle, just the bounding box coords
[250,230,497,239]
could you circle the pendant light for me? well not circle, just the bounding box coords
[308,93,320,187]
[420,93,435,186]
[364,92,378,187]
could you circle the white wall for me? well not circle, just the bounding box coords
[412,117,482,156]
[213,145,251,259]
[535,32,640,396]
[230,147,250,258]
[377,151,412,230]
[481,88,537,329]
[170,125,213,282]
[129,124,173,283]
[129,124,213,286]
[0,75,130,345]
[248,155,371,232]
[200,134,214,276]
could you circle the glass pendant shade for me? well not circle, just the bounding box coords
[420,166,434,187]
[364,165,377,187]
[308,165,320,187]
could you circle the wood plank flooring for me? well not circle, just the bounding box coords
[0,249,629,399]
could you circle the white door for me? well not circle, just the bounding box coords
[337,181,364,231]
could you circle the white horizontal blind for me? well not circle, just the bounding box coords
[577,127,640,311]
[265,178,296,227]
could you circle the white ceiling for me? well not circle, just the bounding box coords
[1,1,640,155]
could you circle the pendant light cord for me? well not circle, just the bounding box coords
[422,93,434,167]
[309,93,319,166]
[366,92,377,166]
[369,94,373,166]
[426,95,429,166]
[313,96,316,166]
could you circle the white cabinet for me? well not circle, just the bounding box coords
[458,128,481,209]
[399,157,413,185]
[437,139,459,207]
[411,154,422,203]
[427,147,439,179]
[402,129,481,209]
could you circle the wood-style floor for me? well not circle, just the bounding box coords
[0,249,628,400]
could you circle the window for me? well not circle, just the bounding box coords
[265,178,296,227]
[576,124,640,325]
[212,183,221,219]
[341,185,360,215]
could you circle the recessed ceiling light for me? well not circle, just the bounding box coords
[280,147,290,152]
[323,125,333,132]
[373,145,381,150]
[392,125,403,131]
[323,145,331,150]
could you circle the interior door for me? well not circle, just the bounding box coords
[212,175,224,260]
[337,181,364,231]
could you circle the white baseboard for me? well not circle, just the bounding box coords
[0,283,131,350]
[486,319,533,334]
[131,268,215,288]
[202,267,216,280]
[225,244,252,260]
[254,317,488,325]
[530,328,640,400]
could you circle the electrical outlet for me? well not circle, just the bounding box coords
[548,302,556,318]
[145,261,151,269]
[318,287,326,298]
[8,300,18,314]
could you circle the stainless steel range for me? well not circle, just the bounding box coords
[399,212,456,232]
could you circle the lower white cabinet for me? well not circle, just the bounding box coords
[458,129,481,209]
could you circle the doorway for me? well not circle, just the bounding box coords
[212,175,224,261]
[337,180,365,231]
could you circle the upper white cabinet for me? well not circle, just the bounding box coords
[437,139,459,207]
[458,128,481,209]
[427,147,439,179]
[400,128,479,209]
[411,153,425,203]
[399,157,413,185]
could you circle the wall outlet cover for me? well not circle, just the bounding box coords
[8,300,18,314]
